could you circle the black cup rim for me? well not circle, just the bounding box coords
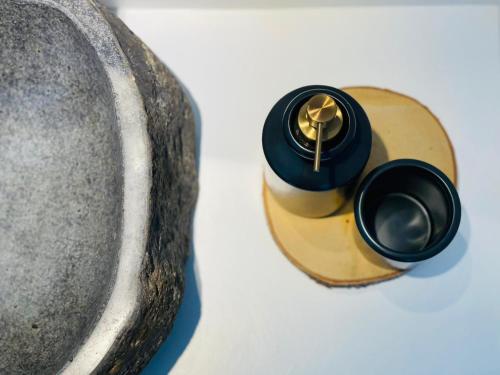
[354,159,461,263]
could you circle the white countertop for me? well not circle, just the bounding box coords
[117,4,500,374]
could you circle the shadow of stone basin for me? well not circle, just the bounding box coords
[0,1,197,374]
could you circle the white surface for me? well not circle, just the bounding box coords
[108,0,500,9]
[117,5,500,375]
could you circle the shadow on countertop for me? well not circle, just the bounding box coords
[381,206,471,313]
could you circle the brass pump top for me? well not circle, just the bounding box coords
[297,93,344,172]
[307,94,337,123]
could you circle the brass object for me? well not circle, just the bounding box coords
[307,94,337,123]
[297,94,343,142]
[313,123,324,172]
[297,94,343,172]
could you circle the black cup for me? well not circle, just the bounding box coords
[354,159,461,269]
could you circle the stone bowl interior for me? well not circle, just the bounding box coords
[0,2,122,373]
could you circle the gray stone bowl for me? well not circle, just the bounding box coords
[0,1,197,374]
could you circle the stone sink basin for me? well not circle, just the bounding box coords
[0,1,197,374]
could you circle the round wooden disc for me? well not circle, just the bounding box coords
[263,87,457,286]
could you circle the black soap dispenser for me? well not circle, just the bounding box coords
[262,85,372,217]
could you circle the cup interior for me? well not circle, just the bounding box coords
[356,160,460,261]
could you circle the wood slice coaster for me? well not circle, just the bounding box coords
[263,87,457,286]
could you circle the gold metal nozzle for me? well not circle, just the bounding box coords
[297,94,343,172]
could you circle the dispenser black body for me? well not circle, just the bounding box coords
[262,85,372,217]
